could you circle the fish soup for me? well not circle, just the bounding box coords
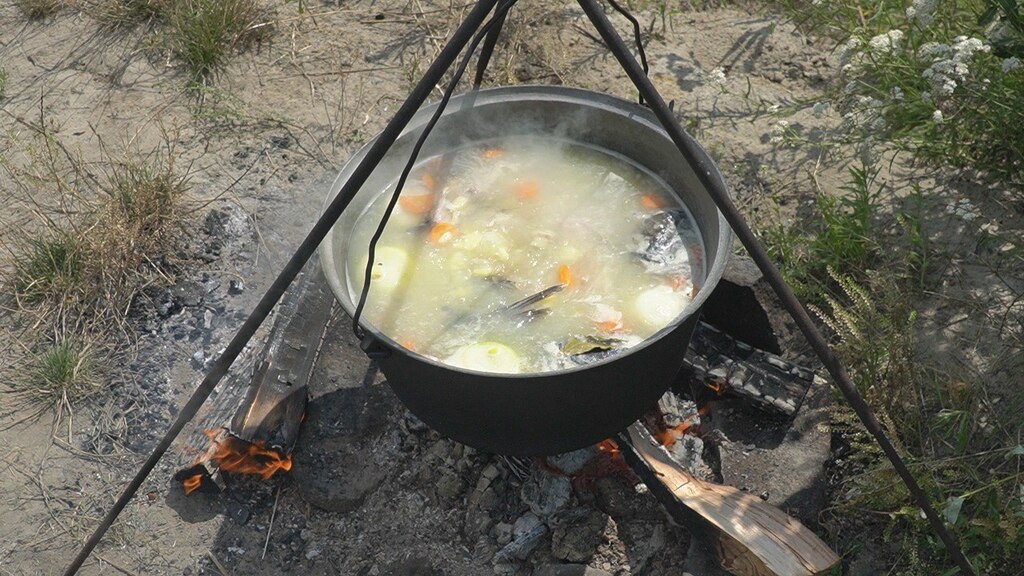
[345,136,705,374]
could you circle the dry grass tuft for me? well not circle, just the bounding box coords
[2,139,189,414]
[16,0,63,20]
[166,0,271,85]
[92,0,168,28]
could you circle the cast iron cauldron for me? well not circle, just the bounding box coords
[320,86,732,456]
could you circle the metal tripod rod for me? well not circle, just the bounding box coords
[575,1,976,575]
[61,2,500,574]
[473,6,508,88]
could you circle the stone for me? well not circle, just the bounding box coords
[547,447,597,475]
[496,513,548,561]
[551,509,609,563]
[512,512,543,539]
[435,470,463,500]
[493,522,513,546]
[521,470,572,517]
[228,279,244,295]
[534,565,614,576]
[700,254,783,353]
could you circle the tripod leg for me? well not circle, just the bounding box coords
[473,7,509,88]
[575,1,976,575]
[60,2,501,574]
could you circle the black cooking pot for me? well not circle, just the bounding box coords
[320,86,732,456]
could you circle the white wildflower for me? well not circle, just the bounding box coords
[768,120,789,145]
[921,91,931,102]
[932,109,944,123]
[951,36,990,61]
[920,38,990,101]
[891,86,905,101]
[868,30,904,53]
[838,37,863,69]
[906,0,938,27]
[1003,57,1021,72]
[946,198,979,222]
[704,67,727,87]
[918,42,950,59]
[812,101,830,117]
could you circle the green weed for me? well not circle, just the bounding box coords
[12,232,84,304]
[166,0,270,85]
[761,162,883,302]
[24,338,102,408]
[0,68,8,99]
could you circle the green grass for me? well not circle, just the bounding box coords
[0,68,8,99]
[756,160,1024,573]
[166,0,270,86]
[12,232,84,304]
[761,162,883,303]
[24,338,101,407]
[94,0,168,28]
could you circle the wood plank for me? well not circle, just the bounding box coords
[625,423,839,576]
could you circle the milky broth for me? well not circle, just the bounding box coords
[345,136,704,374]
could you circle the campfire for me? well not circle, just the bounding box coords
[176,429,293,495]
[169,268,839,576]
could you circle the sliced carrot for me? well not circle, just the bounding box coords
[641,194,663,210]
[482,148,504,159]
[398,192,435,215]
[558,264,573,287]
[421,172,437,191]
[400,339,417,352]
[515,181,539,199]
[429,222,458,245]
[597,320,621,333]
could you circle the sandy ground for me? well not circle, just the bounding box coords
[1,1,1021,575]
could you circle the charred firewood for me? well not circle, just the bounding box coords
[173,264,334,494]
[682,322,823,416]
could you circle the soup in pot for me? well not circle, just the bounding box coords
[345,136,704,374]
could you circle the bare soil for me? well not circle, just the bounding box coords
[1,1,1021,575]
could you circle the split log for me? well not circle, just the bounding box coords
[173,263,334,492]
[619,423,839,576]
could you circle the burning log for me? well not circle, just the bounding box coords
[618,423,839,576]
[174,266,335,494]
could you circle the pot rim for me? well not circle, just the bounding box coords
[319,84,733,379]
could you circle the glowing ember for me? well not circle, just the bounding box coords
[651,404,713,447]
[596,438,620,456]
[182,474,203,495]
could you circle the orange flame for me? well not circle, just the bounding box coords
[180,429,293,494]
[183,473,203,495]
[202,429,292,480]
